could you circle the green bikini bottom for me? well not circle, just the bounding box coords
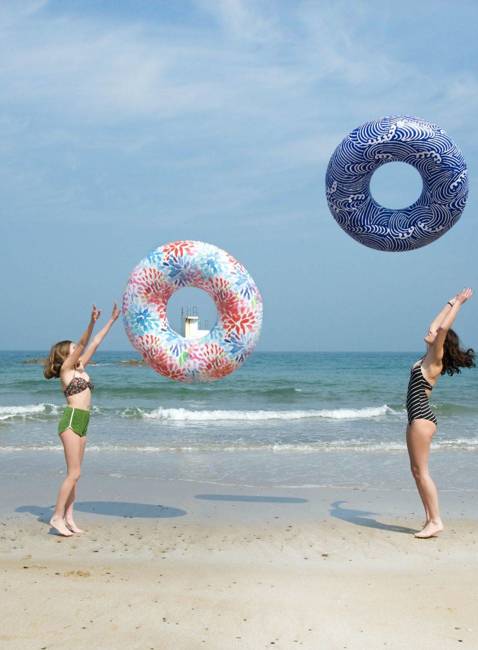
[58,407,90,437]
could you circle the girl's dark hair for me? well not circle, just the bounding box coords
[43,340,72,379]
[441,329,475,376]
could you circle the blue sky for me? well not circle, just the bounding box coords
[1,0,477,352]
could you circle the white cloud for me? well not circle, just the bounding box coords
[0,0,476,225]
[196,0,282,43]
[0,0,424,122]
[0,0,47,24]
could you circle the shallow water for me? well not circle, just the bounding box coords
[1,351,477,489]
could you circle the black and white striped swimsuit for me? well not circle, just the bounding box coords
[406,360,437,425]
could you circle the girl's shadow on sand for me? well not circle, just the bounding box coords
[195,494,308,504]
[330,501,417,534]
[16,502,186,521]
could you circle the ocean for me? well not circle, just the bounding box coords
[1,351,477,491]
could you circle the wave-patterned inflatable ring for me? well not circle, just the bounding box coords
[122,241,263,382]
[326,115,468,251]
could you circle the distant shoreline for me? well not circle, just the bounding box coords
[1,349,426,355]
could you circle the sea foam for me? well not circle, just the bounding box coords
[141,404,393,422]
[0,403,60,421]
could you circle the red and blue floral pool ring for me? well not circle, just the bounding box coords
[122,241,263,382]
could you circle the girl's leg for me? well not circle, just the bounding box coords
[64,484,76,518]
[50,429,83,536]
[406,419,444,538]
[406,424,430,523]
[64,436,87,533]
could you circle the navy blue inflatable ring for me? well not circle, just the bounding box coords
[325,115,468,251]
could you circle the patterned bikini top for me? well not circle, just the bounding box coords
[64,372,94,397]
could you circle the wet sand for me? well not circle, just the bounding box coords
[1,476,477,649]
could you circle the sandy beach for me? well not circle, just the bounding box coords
[1,476,477,650]
[2,351,477,649]
[2,0,478,647]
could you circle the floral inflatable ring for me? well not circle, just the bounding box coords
[122,241,263,382]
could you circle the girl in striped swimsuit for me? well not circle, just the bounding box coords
[44,304,120,537]
[406,288,474,539]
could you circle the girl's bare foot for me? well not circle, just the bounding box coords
[65,519,85,534]
[414,519,444,539]
[49,516,74,537]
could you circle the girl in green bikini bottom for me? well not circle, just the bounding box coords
[44,303,120,537]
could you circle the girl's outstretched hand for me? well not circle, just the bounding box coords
[111,303,120,321]
[91,305,101,323]
[455,288,473,304]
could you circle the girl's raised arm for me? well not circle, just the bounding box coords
[81,303,120,367]
[62,305,101,370]
[428,297,459,332]
[427,288,473,365]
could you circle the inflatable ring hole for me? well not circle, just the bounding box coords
[166,287,218,340]
[369,161,423,210]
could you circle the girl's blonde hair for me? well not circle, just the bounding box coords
[43,340,72,379]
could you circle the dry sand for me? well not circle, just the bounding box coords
[1,501,477,650]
